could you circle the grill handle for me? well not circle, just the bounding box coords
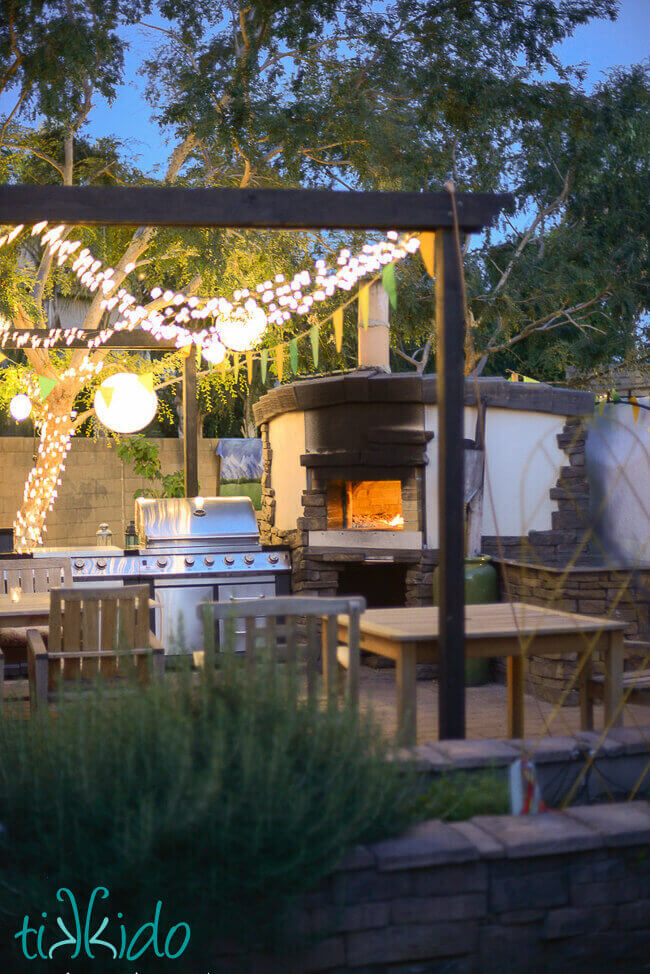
[229,594,267,602]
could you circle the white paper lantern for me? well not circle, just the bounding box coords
[202,338,227,365]
[9,393,32,421]
[216,306,267,352]
[94,373,158,434]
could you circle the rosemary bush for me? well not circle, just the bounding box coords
[0,652,414,971]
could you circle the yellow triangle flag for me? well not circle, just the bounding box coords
[233,353,240,381]
[99,386,114,409]
[139,373,154,393]
[420,232,435,277]
[333,307,343,352]
[180,344,192,359]
[358,285,370,329]
[246,351,253,384]
[631,397,640,424]
[276,344,284,382]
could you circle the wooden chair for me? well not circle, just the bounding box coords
[200,595,366,704]
[587,640,650,720]
[0,557,73,676]
[27,584,165,710]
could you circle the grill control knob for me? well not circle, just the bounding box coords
[96,559,107,571]
[244,554,255,565]
[157,557,168,569]
[204,556,215,567]
[224,555,234,566]
[74,559,86,571]
[184,556,195,567]
[268,554,279,564]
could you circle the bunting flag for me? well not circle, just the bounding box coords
[420,231,435,277]
[276,344,284,382]
[233,353,240,382]
[382,262,397,310]
[596,399,607,416]
[509,372,520,383]
[38,375,57,400]
[333,307,343,352]
[98,385,114,409]
[246,350,253,384]
[310,325,319,368]
[261,348,268,383]
[139,372,154,392]
[196,343,202,368]
[358,285,370,329]
[180,344,192,359]
[631,396,640,424]
[289,337,298,374]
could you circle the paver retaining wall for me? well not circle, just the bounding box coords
[221,799,650,972]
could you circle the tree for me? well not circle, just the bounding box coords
[0,0,631,548]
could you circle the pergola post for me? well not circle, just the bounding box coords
[435,228,466,740]
[182,352,199,497]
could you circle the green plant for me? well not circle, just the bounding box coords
[117,435,189,499]
[409,769,510,822]
[0,652,415,971]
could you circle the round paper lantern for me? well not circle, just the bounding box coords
[202,338,227,365]
[9,393,32,421]
[216,306,267,352]
[94,373,158,434]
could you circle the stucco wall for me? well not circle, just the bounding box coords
[424,405,565,546]
[0,436,220,548]
[268,411,308,530]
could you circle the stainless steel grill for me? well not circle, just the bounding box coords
[36,496,291,654]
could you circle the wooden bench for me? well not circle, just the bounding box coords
[589,640,650,709]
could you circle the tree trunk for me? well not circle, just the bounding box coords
[13,390,78,552]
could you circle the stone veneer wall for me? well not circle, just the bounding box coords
[482,416,594,566]
[212,799,650,972]
[497,560,650,703]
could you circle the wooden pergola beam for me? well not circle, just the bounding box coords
[0,185,511,232]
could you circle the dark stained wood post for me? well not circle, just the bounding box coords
[183,351,199,497]
[435,228,466,740]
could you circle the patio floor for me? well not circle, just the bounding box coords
[5,666,650,745]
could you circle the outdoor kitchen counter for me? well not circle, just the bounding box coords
[329,602,626,744]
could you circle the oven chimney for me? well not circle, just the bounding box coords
[358,280,390,372]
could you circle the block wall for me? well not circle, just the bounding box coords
[0,437,220,548]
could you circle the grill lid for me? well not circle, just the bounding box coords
[135,496,260,550]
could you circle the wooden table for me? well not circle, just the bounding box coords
[328,602,626,745]
[0,593,53,630]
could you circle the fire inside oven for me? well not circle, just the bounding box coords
[327,480,404,530]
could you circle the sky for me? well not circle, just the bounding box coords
[66,0,650,178]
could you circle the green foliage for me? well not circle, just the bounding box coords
[116,434,188,498]
[0,652,415,970]
[409,769,510,822]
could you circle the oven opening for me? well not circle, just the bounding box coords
[326,480,404,530]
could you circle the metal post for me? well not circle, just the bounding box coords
[435,227,466,739]
[183,351,199,497]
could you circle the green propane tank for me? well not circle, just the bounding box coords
[433,556,498,686]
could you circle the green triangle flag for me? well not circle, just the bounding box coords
[310,326,319,368]
[233,353,240,382]
[382,263,397,310]
[38,375,57,400]
[289,337,298,374]
[358,285,370,329]
[261,348,268,383]
[98,385,114,409]
[139,373,154,393]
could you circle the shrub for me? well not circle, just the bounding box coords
[0,654,415,971]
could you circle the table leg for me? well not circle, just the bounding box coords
[507,655,525,739]
[579,648,594,731]
[604,630,624,729]
[396,644,417,746]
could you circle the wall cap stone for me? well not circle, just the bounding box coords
[467,810,603,857]
[563,801,650,848]
[373,819,477,871]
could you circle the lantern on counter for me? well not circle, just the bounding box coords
[94,373,158,434]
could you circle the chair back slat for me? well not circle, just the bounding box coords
[62,597,83,679]
[305,616,319,702]
[101,597,118,655]
[81,597,100,678]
